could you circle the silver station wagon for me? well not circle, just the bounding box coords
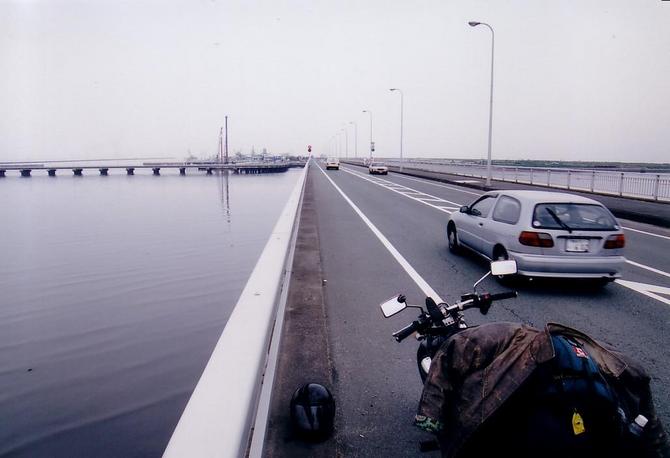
[446,190,626,281]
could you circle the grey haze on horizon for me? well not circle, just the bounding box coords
[1,0,669,163]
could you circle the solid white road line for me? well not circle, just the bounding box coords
[623,226,670,241]
[389,172,483,196]
[625,260,670,279]
[615,280,670,307]
[358,167,670,243]
[318,165,444,303]
[341,167,460,213]
[340,164,670,303]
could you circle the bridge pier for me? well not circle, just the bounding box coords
[126,168,135,175]
[48,169,57,176]
[73,168,83,176]
[206,168,213,175]
[99,168,109,176]
[20,169,31,177]
[152,167,160,176]
[0,170,5,177]
[179,167,186,175]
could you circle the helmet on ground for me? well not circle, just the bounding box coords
[290,383,335,441]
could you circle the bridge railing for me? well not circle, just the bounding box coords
[385,160,670,202]
[163,163,309,458]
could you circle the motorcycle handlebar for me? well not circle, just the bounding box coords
[489,291,518,301]
[393,321,419,342]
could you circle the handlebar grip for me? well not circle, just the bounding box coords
[393,322,419,342]
[489,291,518,301]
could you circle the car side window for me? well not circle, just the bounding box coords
[492,196,521,224]
[469,195,496,218]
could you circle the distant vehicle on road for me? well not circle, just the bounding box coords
[446,190,626,282]
[368,162,388,175]
[326,158,340,170]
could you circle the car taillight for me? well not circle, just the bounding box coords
[604,234,625,249]
[519,231,554,247]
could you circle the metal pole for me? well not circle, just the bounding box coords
[218,127,223,163]
[342,128,348,158]
[469,22,495,186]
[224,116,229,164]
[350,122,358,158]
[363,110,373,160]
[390,88,404,171]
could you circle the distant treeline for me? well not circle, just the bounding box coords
[454,159,670,173]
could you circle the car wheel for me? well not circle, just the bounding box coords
[447,224,460,254]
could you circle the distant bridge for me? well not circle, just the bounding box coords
[0,161,306,177]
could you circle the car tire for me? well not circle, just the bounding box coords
[447,224,460,254]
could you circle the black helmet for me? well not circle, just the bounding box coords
[290,383,335,441]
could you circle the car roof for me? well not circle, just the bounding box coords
[488,190,602,205]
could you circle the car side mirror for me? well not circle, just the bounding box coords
[490,260,518,276]
[380,295,407,318]
[459,206,469,213]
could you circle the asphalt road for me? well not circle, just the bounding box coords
[309,160,670,457]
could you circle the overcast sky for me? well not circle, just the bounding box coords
[1,0,669,163]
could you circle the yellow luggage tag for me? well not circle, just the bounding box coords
[572,410,586,435]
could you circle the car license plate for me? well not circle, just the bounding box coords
[566,239,589,252]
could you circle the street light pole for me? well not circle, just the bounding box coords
[349,121,358,158]
[362,110,373,160]
[389,88,404,171]
[342,127,349,158]
[468,21,495,187]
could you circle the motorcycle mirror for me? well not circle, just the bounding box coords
[380,295,407,318]
[490,259,517,276]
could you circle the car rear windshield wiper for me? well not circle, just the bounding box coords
[545,208,572,233]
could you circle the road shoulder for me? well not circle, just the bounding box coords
[263,170,338,457]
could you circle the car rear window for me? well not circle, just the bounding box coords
[371,163,384,166]
[532,203,618,231]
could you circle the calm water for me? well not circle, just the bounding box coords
[0,169,301,457]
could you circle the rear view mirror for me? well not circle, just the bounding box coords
[380,295,407,318]
[490,260,518,276]
[459,206,469,213]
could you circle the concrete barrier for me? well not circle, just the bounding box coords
[164,163,309,458]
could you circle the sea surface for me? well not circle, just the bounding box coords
[0,168,302,457]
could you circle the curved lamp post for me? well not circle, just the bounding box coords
[349,121,358,158]
[362,110,373,160]
[389,88,404,170]
[341,127,349,158]
[468,21,495,186]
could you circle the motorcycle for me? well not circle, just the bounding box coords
[380,259,518,383]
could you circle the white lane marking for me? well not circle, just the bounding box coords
[625,260,670,279]
[364,166,670,242]
[342,165,670,304]
[317,165,444,303]
[391,174,483,196]
[615,280,670,306]
[623,226,670,241]
[341,167,460,213]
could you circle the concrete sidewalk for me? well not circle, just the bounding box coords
[343,160,670,228]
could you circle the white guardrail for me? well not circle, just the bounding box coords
[384,160,670,202]
[164,162,309,457]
